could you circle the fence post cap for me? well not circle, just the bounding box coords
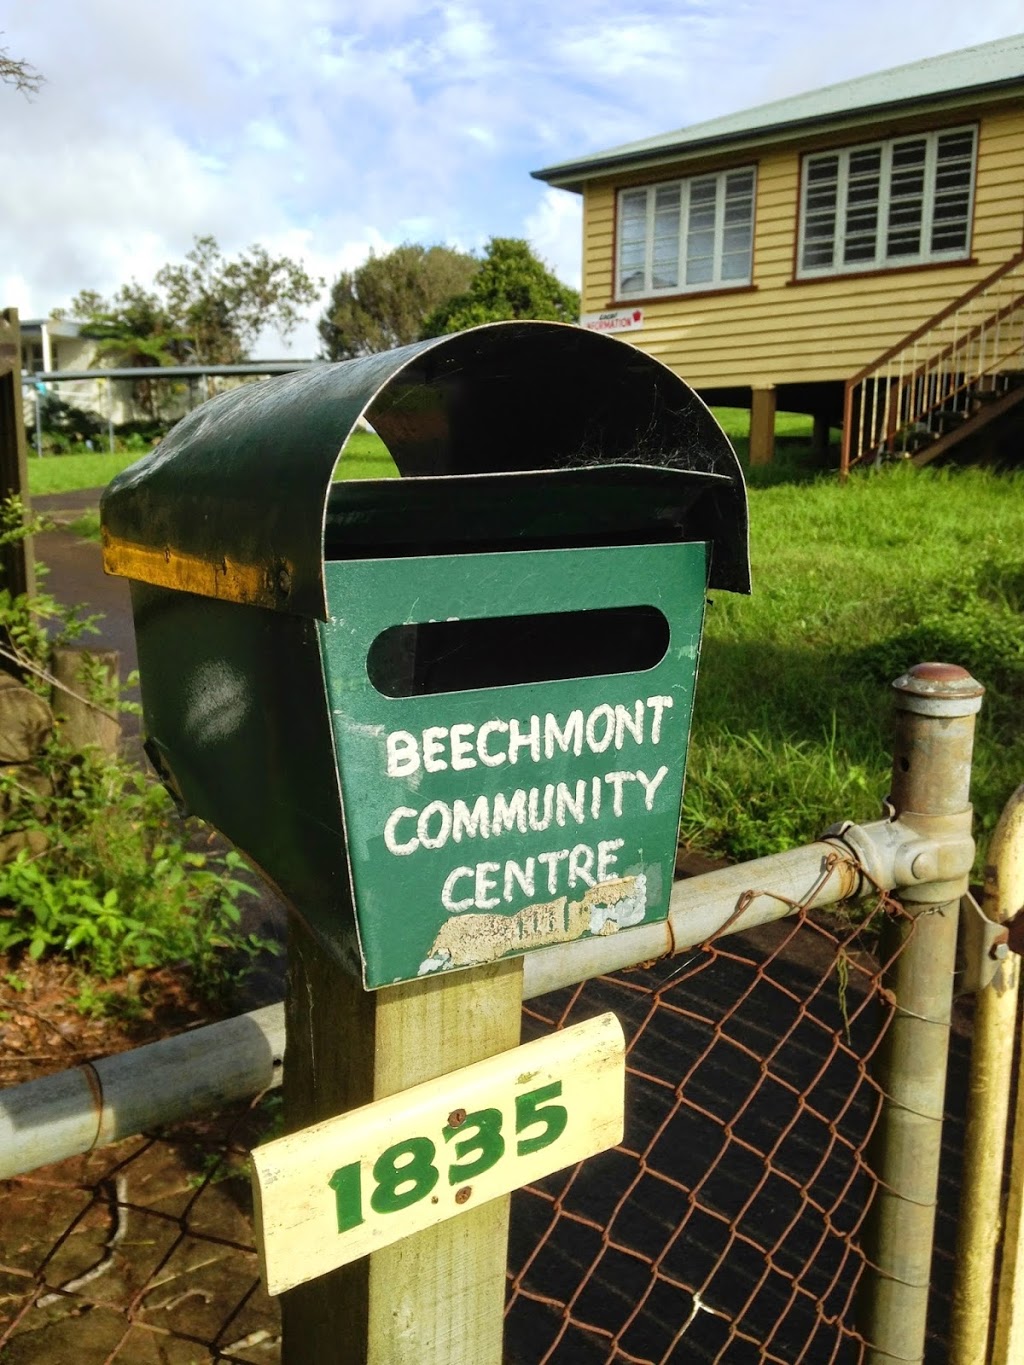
[892,662,984,716]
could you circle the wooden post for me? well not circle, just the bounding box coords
[749,385,776,466]
[282,918,523,1365]
[0,308,35,597]
[812,412,831,461]
[51,646,121,756]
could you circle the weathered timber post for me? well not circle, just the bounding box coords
[51,646,121,757]
[0,308,35,598]
[859,662,983,1365]
[281,931,522,1364]
[749,384,776,466]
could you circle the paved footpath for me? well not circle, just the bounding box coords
[33,489,138,676]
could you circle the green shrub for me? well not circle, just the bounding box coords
[0,496,271,998]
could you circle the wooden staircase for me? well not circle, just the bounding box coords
[840,249,1024,476]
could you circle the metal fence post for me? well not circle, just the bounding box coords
[859,662,983,1365]
[950,786,1024,1364]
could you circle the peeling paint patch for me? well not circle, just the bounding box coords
[418,874,648,973]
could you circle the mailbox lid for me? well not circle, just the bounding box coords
[318,540,708,987]
[101,321,750,620]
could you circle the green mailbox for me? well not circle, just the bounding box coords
[101,321,749,988]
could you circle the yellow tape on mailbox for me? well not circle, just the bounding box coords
[251,1011,625,1295]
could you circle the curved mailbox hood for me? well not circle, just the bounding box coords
[101,321,750,987]
[101,320,749,613]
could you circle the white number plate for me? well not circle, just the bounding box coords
[251,1011,624,1295]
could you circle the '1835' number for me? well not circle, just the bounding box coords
[328,1081,568,1233]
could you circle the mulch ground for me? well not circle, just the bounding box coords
[0,958,227,1090]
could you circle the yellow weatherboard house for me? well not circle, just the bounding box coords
[533,35,1024,473]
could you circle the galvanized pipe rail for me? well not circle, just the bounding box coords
[0,805,974,1183]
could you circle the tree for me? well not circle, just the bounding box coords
[66,284,189,417]
[421,238,579,337]
[318,244,479,361]
[0,38,42,94]
[155,235,320,365]
[69,235,319,372]
[67,236,319,415]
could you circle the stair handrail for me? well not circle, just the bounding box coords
[841,249,1024,478]
[847,248,1024,387]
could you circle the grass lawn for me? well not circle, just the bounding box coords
[683,463,1024,867]
[26,419,1019,866]
[26,429,397,498]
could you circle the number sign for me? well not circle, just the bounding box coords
[251,1012,625,1295]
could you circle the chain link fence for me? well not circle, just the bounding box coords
[1,892,969,1364]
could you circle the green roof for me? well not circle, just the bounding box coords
[533,33,1024,189]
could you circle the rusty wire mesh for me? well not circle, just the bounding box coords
[0,900,967,1364]
[506,901,959,1365]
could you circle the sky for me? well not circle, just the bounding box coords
[2,1,1023,358]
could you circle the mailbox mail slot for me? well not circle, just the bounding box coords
[101,321,749,987]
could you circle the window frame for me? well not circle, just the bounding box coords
[615,164,757,300]
[796,124,978,280]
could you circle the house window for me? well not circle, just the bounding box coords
[617,167,756,297]
[798,126,976,276]
[20,341,43,374]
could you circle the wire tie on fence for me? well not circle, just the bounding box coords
[655,952,704,987]
[886,1005,954,1027]
[874,1091,947,1127]
[714,855,842,942]
[678,1289,731,1338]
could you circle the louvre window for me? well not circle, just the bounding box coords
[798,126,976,276]
[617,167,756,297]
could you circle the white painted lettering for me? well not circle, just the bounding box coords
[604,770,636,817]
[449,722,477,771]
[491,789,528,835]
[537,848,571,895]
[585,703,615,753]
[556,780,587,827]
[422,726,449,773]
[614,701,644,750]
[504,857,536,901]
[568,844,596,888]
[508,714,541,764]
[528,784,554,833]
[475,861,501,910]
[453,795,490,842]
[386,730,420,778]
[597,838,624,881]
[477,719,508,767]
[591,776,602,819]
[646,695,674,744]
[441,866,475,912]
[417,800,452,850]
[383,806,419,855]
[636,766,670,811]
[544,709,583,759]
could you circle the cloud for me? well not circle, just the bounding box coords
[525,189,583,291]
[0,1,1021,357]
